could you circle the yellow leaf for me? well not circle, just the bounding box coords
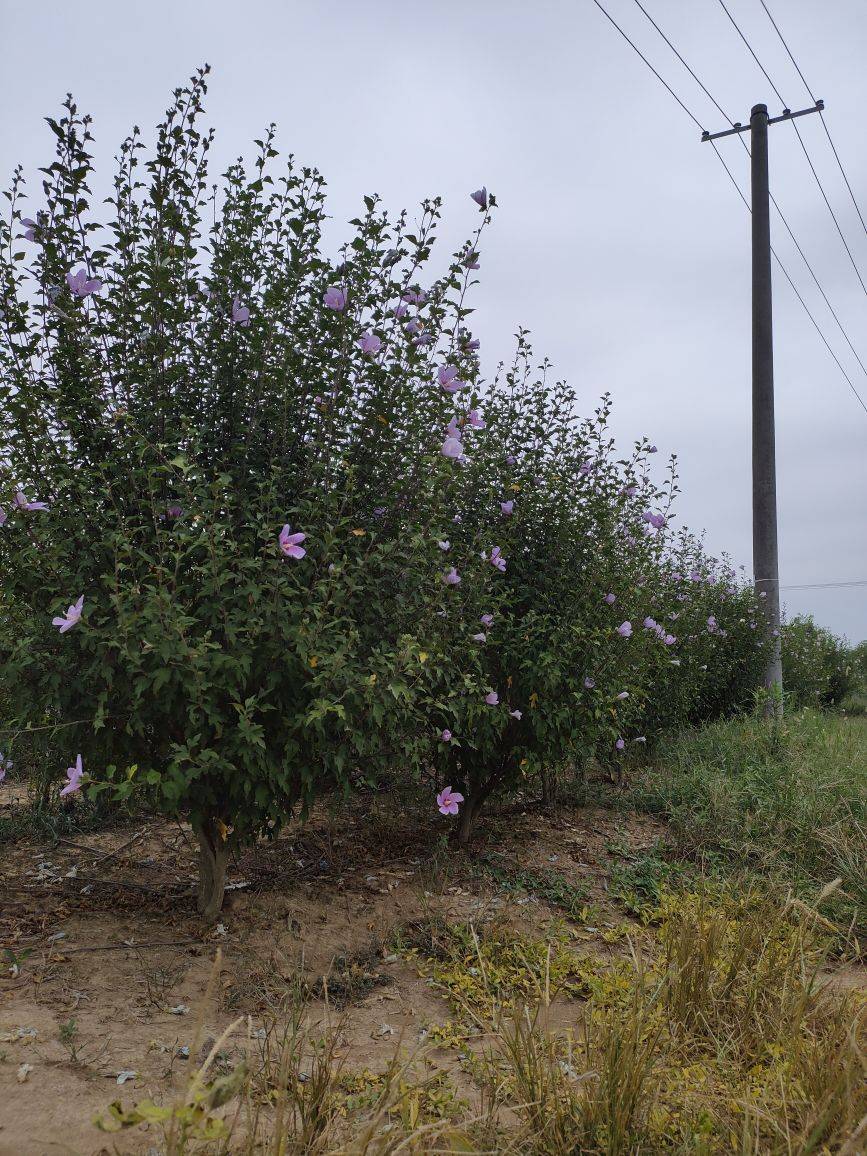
[376,415,389,425]
[418,652,428,664]
[529,692,538,707]
[368,674,377,684]
[215,819,229,842]
[507,675,513,688]
[309,657,319,668]
[520,758,528,767]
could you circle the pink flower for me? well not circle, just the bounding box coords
[443,568,461,586]
[484,690,499,706]
[436,785,464,816]
[323,285,346,311]
[615,738,625,752]
[66,269,102,298]
[440,729,452,743]
[60,754,84,798]
[231,298,250,326]
[466,409,485,429]
[500,500,514,516]
[13,491,49,511]
[486,546,506,572]
[279,524,307,559]
[663,634,677,646]
[52,595,84,634]
[604,593,616,604]
[437,365,465,394]
[441,433,464,459]
[358,331,381,354]
[480,613,493,627]
[470,187,489,210]
[616,621,633,638]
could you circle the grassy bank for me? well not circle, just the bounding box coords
[610,710,866,936]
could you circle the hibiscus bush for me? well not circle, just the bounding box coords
[0,69,770,912]
[781,615,854,710]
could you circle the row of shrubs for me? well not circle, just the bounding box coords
[0,70,774,914]
[781,617,864,711]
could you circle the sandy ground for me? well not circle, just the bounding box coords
[0,783,861,1155]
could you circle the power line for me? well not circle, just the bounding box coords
[782,579,867,590]
[621,0,867,416]
[715,0,867,299]
[758,0,867,241]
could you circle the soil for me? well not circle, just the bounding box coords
[0,783,861,1155]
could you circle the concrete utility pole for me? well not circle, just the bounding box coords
[702,98,824,705]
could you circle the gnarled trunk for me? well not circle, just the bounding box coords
[193,817,230,921]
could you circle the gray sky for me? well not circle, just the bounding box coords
[2,0,865,640]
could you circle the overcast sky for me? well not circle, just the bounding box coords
[2,0,865,640]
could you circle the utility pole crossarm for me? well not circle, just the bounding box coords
[700,100,823,142]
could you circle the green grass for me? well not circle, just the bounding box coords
[615,710,866,934]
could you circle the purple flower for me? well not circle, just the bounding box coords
[165,504,183,520]
[436,785,464,816]
[480,614,494,627]
[663,634,677,646]
[615,738,625,752]
[583,677,595,689]
[323,285,346,311]
[0,508,6,527]
[437,540,451,551]
[405,319,422,337]
[231,297,250,326]
[622,485,638,498]
[615,691,629,700]
[643,617,657,630]
[0,752,12,781]
[616,621,633,638]
[60,754,84,798]
[470,187,489,210]
[505,455,517,466]
[509,709,522,719]
[604,593,616,605]
[437,365,465,394]
[579,462,592,476]
[486,546,506,573]
[393,302,409,319]
[484,690,499,706]
[464,337,481,351]
[443,567,461,586]
[52,595,84,634]
[358,331,382,354]
[440,729,452,743]
[466,409,485,429]
[402,289,427,305]
[648,445,658,453]
[472,632,487,642]
[21,217,42,242]
[279,524,307,560]
[66,269,102,298]
[500,500,514,516]
[373,506,387,518]
[453,514,462,523]
[13,491,49,511]
[441,432,464,460]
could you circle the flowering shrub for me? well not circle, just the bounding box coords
[780,616,854,710]
[0,70,771,910]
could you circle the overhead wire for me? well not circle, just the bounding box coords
[611,0,867,416]
[758,0,867,241]
[715,0,867,299]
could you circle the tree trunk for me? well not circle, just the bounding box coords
[540,766,558,812]
[193,817,230,921]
